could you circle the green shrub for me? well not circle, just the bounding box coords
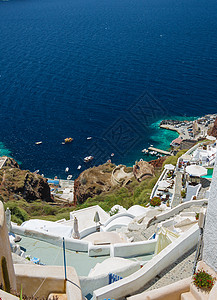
[181,189,186,198]
[193,269,216,292]
[150,197,161,207]
[4,201,28,224]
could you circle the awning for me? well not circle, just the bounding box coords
[164,164,175,171]
[158,180,171,188]
[186,165,207,177]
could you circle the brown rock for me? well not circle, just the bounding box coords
[210,117,217,138]
[74,163,116,204]
[133,160,154,182]
[0,157,52,203]
[149,156,167,169]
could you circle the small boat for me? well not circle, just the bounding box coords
[67,175,72,180]
[35,141,42,145]
[142,149,148,154]
[87,137,92,140]
[64,137,73,143]
[77,165,81,170]
[33,170,39,174]
[65,167,69,172]
[84,156,94,163]
[111,153,114,157]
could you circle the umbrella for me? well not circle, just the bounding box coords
[206,135,216,141]
[158,180,171,188]
[72,217,80,239]
[164,164,175,171]
[186,165,207,177]
[94,211,100,223]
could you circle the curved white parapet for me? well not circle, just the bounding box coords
[12,224,89,252]
[150,168,167,200]
[80,258,141,296]
[113,240,156,258]
[93,224,199,300]
[80,226,97,239]
[127,205,148,217]
[88,243,110,257]
[103,212,135,228]
[147,199,208,228]
[12,222,158,257]
[104,216,135,232]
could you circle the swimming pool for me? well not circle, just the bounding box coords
[18,236,153,276]
[201,168,213,179]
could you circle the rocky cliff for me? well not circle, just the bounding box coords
[0,157,52,203]
[74,162,116,204]
[133,160,155,182]
[210,117,217,138]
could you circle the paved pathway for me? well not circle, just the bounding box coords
[132,247,196,296]
[171,171,182,208]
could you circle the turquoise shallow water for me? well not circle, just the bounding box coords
[0,142,12,157]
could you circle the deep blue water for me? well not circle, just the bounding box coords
[0,0,217,179]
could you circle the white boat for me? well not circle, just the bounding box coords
[142,149,148,154]
[35,141,42,145]
[67,175,72,180]
[65,167,69,172]
[84,156,94,163]
[33,170,39,174]
[111,153,114,157]
[77,165,81,170]
[87,137,92,140]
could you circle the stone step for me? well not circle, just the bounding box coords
[181,292,196,300]
[190,284,209,300]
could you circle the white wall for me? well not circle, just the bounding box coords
[80,261,141,296]
[93,224,199,300]
[12,225,89,252]
[148,199,207,227]
[113,240,156,258]
[203,156,217,271]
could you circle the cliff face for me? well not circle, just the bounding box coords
[149,156,167,169]
[74,163,116,204]
[0,157,52,203]
[133,160,154,182]
[210,117,217,138]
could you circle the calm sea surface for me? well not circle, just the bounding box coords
[0,0,217,178]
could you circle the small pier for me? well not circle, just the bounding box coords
[148,147,171,156]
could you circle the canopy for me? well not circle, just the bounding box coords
[186,165,207,177]
[158,180,171,188]
[181,154,192,162]
[164,164,175,171]
[155,227,179,255]
[206,135,216,141]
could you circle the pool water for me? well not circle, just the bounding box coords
[201,168,213,179]
[18,236,153,276]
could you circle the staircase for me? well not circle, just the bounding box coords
[181,283,209,300]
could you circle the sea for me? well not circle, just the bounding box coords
[0,0,217,179]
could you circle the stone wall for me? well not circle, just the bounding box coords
[0,201,17,292]
[203,155,217,271]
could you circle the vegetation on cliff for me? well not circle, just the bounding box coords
[0,150,186,224]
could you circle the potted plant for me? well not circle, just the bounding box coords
[193,269,216,292]
[195,212,199,220]
[181,189,186,198]
[150,197,161,207]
